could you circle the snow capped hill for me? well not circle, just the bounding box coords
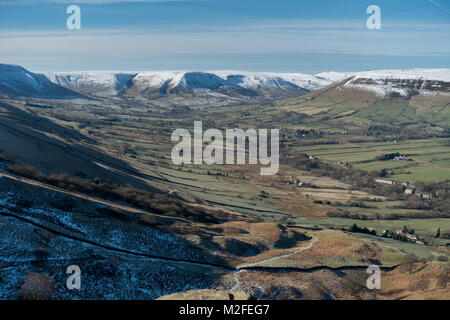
[132,71,181,88]
[45,70,333,101]
[130,70,331,92]
[0,64,84,99]
[211,71,330,91]
[45,71,137,96]
[339,69,450,97]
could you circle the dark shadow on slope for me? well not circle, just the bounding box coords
[0,103,160,192]
[0,64,88,100]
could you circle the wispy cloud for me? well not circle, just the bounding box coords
[428,0,450,14]
[0,23,448,57]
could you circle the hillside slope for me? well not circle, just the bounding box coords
[0,64,85,99]
[324,69,450,98]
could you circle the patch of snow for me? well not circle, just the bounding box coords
[350,69,450,82]
[211,70,331,91]
[342,68,450,97]
[315,71,355,83]
[132,71,183,88]
[45,71,137,94]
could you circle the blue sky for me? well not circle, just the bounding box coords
[0,0,449,73]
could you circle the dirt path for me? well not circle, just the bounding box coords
[236,235,318,269]
[230,270,244,291]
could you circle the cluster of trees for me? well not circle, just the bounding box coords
[402,225,415,234]
[327,210,375,221]
[8,163,42,179]
[440,231,450,240]
[353,123,450,140]
[415,181,450,200]
[328,209,449,221]
[359,125,403,137]
[1,150,17,162]
[435,228,450,239]
[7,164,227,223]
[414,181,450,213]
[45,173,226,223]
[374,152,400,161]
[381,226,428,244]
[348,223,377,236]
[382,230,407,241]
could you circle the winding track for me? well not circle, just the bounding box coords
[237,235,318,269]
[230,235,318,291]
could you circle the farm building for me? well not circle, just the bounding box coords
[418,193,432,200]
[394,155,411,161]
[375,178,395,185]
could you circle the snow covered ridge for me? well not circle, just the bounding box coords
[341,69,450,97]
[44,69,449,98]
[45,71,137,95]
[44,70,336,94]
[210,70,332,91]
[350,69,450,82]
[2,64,449,99]
[0,63,84,99]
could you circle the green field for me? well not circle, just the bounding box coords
[294,138,450,182]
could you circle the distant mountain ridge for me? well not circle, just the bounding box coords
[42,68,450,100]
[45,70,335,100]
[1,64,448,102]
[45,71,137,96]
